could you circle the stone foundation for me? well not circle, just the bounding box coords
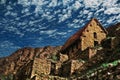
[31,58,51,78]
[88,47,97,59]
[102,37,119,50]
[62,60,84,76]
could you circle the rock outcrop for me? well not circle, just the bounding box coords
[0,46,61,76]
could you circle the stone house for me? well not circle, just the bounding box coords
[59,18,108,76]
[60,18,107,59]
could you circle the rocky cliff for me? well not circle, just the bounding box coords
[0,46,61,76]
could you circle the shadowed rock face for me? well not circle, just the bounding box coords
[107,22,120,37]
[0,46,61,75]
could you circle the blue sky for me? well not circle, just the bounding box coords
[0,0,120,57]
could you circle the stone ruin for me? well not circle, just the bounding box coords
[14,53,69,80]
[102,37,119,50]
[14,58,51,80]
[14,18,120,79]
[62,59,85,77]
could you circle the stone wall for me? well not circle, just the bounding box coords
[70,60,84,75]
[111,37,119,49]
[54,62,62,75]
[14,61,33,80]
[31,58,51,78]
[32,75,68,80]
[62,61,71,77]
[102,37,119,50]
[58,53,68,62]
[62,60,84,76]
[88,47,97,59]
[80,19,106,51]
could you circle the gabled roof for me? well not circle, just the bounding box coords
[60,18,107,52]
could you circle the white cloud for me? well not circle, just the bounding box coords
[87,12,93,18]
[0,41,20,49]
[83,0,119,9]
[40,30,57,34]
[83,10,89,14]
[38,26,47,29]
[18,22,26,26]
[59,14,69,22]
[48,31,67,38]
[104,8,120,15]
[29,21,34,26]
[107,17,116,24]
[4,11,11,16]
[68,23,74,27]
[38,37,42,41]
[0,30,6,34]
[83,0,100,8]
[5,10,18,18]
[116,14,120,20]
[41,13,53,20]
[31,0,44,6]
[11,12,18,17]
[15,12,34,21]
[68,30,73,32]
[73,1,81,10]
[0,0,6,4]
[7,5,12,10]
[18,0,31,7]
[79,20,84,24]
[26,28,39,32]
[62,9,67,14]
[4,26,24,37]
[0,41,21,57]
[73,19,79,23]
[18,0,47,13]
[58,8,72,23]
[54,10,61,14]
[49,0,58,7]
[56,32,67,35]
[0,41,11,48]
[95,8,105,13]
[21,8,29,13]
[73,25,80,28]
[62,0,71,5]
[34,6,43,13]
[68,23,80,28]
[102,0,118,8]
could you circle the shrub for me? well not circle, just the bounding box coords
[51,55,58,61]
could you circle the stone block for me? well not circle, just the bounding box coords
[31,58,51,78]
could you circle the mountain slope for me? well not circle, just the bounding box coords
[0,46,61,75]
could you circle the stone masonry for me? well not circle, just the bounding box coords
[62,60,84,76]
[31,58,51,78]
[88,47,97,59]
